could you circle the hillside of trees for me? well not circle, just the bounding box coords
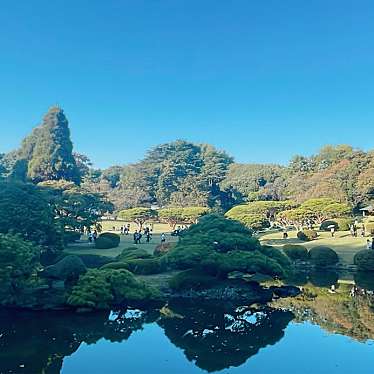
[1,107,374,213]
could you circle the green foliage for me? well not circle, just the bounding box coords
[309,246,339,267]
[101,262,130,270]
[297,230,318,241]
[22,107,80,183]
[354,250,374,271]
[202,250,288,277]
[41,255,86,281]
[278,198,351,226]
[158,207,210,229]
[116,248,152,261]
[169,269,218,291]
[320,218,353,232]
[282,244,309,261]
[0,181,63,250]
[226,201,297,229]
[95,233,120,249]
[40,180,113,232]
[167,214,288,278]
[122,258,167,275]
[63,231,81,244]
[67,268,161,309]
[0,233,40,290]
[118,208,157,229]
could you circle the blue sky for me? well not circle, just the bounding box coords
[1,0,374,168]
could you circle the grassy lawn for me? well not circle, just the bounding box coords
[65,232,179,258]
[259,230,368,265]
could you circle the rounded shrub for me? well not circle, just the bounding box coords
[354,250,374,271]
[169,269,217,291]
[320,219,352,232]
[282,244,309,261]
[95,233,120,249]
[116,248,152,262]
[309,270,339,287]
[297,230,317,242]
[101,262,130,270]
[309,246,339,267]
[76,254,113,268]
[354,271,374,290]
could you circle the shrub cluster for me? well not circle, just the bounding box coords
[309,246,339,267]
[297,230,317,242]
[67,268,162,309]
[320,219,352,232]
[95,233,120,249]
[282,244,309,261]
[354,250,374,271]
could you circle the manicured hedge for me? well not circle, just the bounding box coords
[320,219,353,232]
[297,230,318,242]
[63,230,82,245]
[282,244,309,261]
[354,250,374,271]
[95,233,120,249]
[309,246,339,267]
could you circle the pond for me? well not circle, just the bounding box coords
[2,272,374,374]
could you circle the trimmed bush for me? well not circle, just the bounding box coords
[309,246,339,267]
[95,233,120,249]
[169,269,217,291]
[116,248,152,262]
[124,258,167,275]
[297,230,317,242]
[282,244,309,261]
[63,231,81,245]
[354,250,374,271]
[320,219,353,232]
[354,271,374,291]
[40,255,87,281]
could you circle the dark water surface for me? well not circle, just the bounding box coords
[2,275,374,374]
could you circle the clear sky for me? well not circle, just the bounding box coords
[1,0,374,168]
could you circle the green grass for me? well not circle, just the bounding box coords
[259,229,368,265]
[65,231,178,258]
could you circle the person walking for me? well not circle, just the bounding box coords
[134,231,139,244]
[161,233,166,243]
[330,227,335,238]
[93,230,98,242]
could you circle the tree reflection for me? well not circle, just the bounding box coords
[0,308,159,374]
[158,300,294,372]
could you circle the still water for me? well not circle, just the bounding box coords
[2,272,374,374]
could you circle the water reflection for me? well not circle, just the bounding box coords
[1,271,374,374]
[159,301,293,372]
[0,309,159,374]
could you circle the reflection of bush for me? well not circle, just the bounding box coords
[355,271,374,291]
[309,270,338,287]
[169,269,217,290]
[282,244,309,261]
[0,308,159,374]
[309,246,339,267]
[158,301,293,372]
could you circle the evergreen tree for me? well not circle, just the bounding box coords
[27,107,80,183]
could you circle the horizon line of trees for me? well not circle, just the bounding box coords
[1,107,374,217]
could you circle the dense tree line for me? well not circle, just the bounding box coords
[2,107,374,214]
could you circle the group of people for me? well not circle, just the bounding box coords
[87,229,98,243]
[133,227,154,244]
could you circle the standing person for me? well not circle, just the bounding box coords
[361,227,366,238]
[133,231,139,244]
[127,224,130,235]
[353,225,358,237]
[146,230,152,243]
[93,230,98,242]
[161,233,166,243]
[350,225,355,237]
[138,232,143,244]
[88,232,93,243]
[330,227,335,237]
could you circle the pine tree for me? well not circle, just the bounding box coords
[26,107,80,183]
